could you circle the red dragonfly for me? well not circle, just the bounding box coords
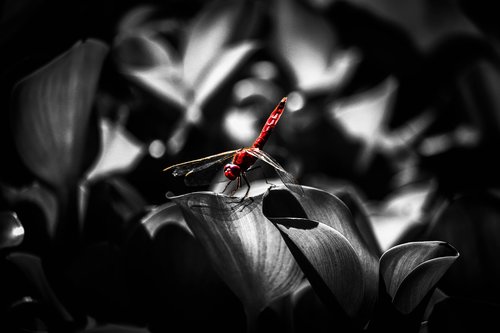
[164,97,300,197]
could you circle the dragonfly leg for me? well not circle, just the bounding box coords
[229,174,253,207]
[245,165,275,187]
[229,177,241,197]
[222,179,234,194]
[241,174,251,200]
[247,165,277,190]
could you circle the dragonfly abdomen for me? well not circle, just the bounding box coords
[252,97,287,150]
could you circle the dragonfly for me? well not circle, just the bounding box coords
[163,97,301,198]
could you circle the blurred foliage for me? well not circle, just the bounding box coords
[1,0,500,332]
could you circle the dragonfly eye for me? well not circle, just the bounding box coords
[224,163,241,180]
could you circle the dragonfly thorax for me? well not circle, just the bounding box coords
[224,163,241,180]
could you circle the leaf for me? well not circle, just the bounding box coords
[117,5,157,34]
[165,41,259,155]
[182,0,242,87]
[6,252,74,324]
[144,201,246,333]
[115,34,188,109]
[0,182,58,238]
[114,33,179,69]
[291,281,338,332]
[368,182,437,251]
[140,202,191,238]
[169,191,303,320]
[272,217,365,320]
[0,211,24,249]
[331,185,383,256]
[329,78,396,142]
[125,67,188,109]
[328,77,397,170]
[193,41,259,107]
[273,0,357,94]
[12,39,109,189]
[263,185,379,323]
[379,241,459,314]
[84,118,145,182]
[164,105,201,155]
[5,296,50,332]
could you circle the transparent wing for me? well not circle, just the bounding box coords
[245,148,286,172]
[164,150,238,186]
[164,150,239,176]
[245,148,304,196]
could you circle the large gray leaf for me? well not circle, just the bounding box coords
[169,191,303,323]
[272,217,365,320]
[12,39,109,189]
[380,241,459,314]
[263,185,379,324]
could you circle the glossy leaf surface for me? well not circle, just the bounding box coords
[0,182,58,238]
[0,211,24,249]
[380,241,459,314]
[263,185,379,323]
[170,191,303,318]
[272,217,365,319]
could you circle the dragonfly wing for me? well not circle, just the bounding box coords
[246,148,304,196]
[245,148,286,172]
[184,154,235,186]
[164,150,238,186]
[164,150,238,176]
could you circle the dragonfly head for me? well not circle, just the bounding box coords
[224,163,241,180]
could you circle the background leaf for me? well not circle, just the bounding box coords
[183,0,244,87]
[12,39,109,189]
[84,118,145,183]
[328,77,397,171]
[6,252,74,324]
[0,182,58,247]
[193,41,259,107]
[0,211,24,249]
[379,241,459,314]
[114,34,188,109]
[273,0,356,94]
